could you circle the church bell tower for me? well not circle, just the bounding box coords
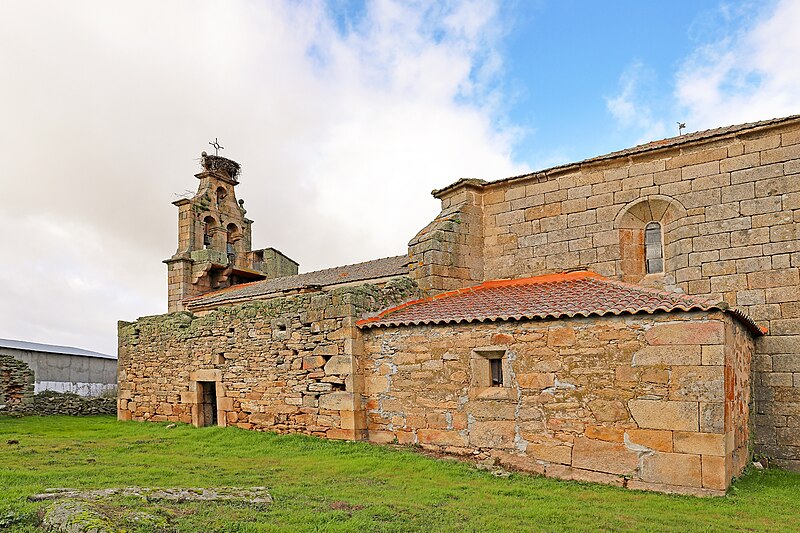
[164,152,298,312]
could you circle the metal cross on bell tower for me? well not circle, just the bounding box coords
[209,137,224,156]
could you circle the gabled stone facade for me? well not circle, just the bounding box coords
[120,114,800,495]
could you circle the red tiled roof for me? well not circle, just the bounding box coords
[357,271,766,335]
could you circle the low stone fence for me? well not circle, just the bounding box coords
[2,390,116,416]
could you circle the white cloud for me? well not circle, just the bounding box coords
[676,0,800,129]
[606,61,669,145]
[606,1,800,144]
[0,212,156,354]
[0,1,525,354]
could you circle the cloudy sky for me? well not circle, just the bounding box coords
[1,0,798,355]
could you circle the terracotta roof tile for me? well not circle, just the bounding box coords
[357,271,766,335]
[186,255,409,310]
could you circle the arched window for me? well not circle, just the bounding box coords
[216,187,227,208]
[202,216,216,249]
[616,196,685,282]
[645,222,663,274]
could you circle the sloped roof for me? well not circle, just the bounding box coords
[561,115,800,167]
[0,338,116,360]
[186,255,410,309]
[357,271,766,335]
[434,114,800,196]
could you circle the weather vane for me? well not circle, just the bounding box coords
[209,137,224,156]
[677,122,686,135]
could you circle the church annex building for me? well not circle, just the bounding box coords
[118,115,800,496]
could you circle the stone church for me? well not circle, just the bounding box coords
[119,114,800,495]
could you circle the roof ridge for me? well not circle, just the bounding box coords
[510,114,800,179]
[481,271,601,287]
[357,271,602,326]
[295,254,409,276]
[185,254,409,306]
[184,277,263,301]
[597,277,721,306]
[434,114,800,196]
[357,271,766,336]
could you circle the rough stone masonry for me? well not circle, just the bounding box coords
[119,114,800,495]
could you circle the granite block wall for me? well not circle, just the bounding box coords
[360,311,753,495]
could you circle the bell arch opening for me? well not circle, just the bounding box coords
[226,223,240,259]
[202,215,217,249]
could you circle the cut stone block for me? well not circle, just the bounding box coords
[324,355,353,375]
[699,402,725,433]
[641,452,702,487]
[673,431,726,456]
[571,437,640,476]
[469,420,516,449]
[318,392,354,411]
[632,345,701,366]
[545,464,625,487]
[417,429,468,447]
[625,429,674,452]
[517,372,555,389]
[669,366,724,402]
[629,400,699,431]
[645,322,724,345]
[701,455,729,490]
[527,443,572,464]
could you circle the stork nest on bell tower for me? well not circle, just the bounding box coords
[201,152,241,180]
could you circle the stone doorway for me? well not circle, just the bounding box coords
[198,381,218,427]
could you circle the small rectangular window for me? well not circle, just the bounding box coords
[471,348,507,389]
[490,358,503,387]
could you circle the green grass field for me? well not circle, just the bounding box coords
[1,416,799,532]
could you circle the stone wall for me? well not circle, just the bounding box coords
[0,354,34,411]
[8,390,116,416]
[118,278,418,438]
[408,182,484,293]
[409,118,800,468]
[360,311,753,495]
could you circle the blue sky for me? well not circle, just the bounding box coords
[329,0,789,170]
[494,0,784,168]
[502,0,707,164]
[0,0,798,354]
